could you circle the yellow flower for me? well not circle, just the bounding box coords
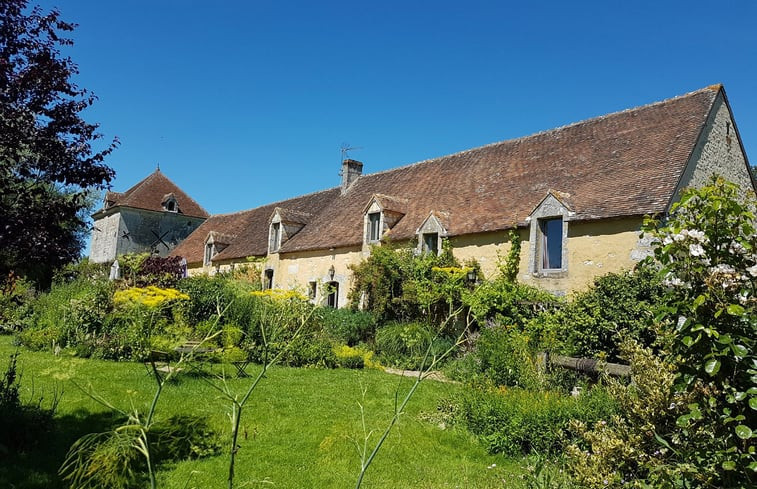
[114,286,189,308]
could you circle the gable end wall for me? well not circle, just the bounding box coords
[674,92,754,204]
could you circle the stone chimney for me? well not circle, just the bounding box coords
[341,159,363,192]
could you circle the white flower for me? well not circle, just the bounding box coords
[664,276,684,287]
[729,241,746,255]
[677,316,687,328]
[663,236,673,246]
[710,264,735,274]
[688,229,706,242]
[673,233,686,242]
[747,264,757,277]
[689,243,705,257]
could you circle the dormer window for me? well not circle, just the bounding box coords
[269,222,281,252]
[539,218,563,270]
[416,211,448,255]
[267,207,310,254]
[368,212,381,242]
[422,233,439,255]
[162,193,179,213]
[363,194,407,246]
[528,191,571,277]
[204,242,214,266]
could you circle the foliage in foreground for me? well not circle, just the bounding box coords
[452,384,616,456]
[566,177,756,488]
[0,351,58,455]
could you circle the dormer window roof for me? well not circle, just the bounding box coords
[268,207,312,253]
[363,194,407,245]
[416,211,449,255]
[162,193,179,213]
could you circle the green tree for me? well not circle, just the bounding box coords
[0,0,117,286]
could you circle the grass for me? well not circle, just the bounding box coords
[0,335,525,488]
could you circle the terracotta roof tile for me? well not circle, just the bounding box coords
[170,188,340,264]
[173,86,719,262]
[282,87,718,252]
[97,170,209,218]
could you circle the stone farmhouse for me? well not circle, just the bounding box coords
[165,85,752,307]
[90,169,209,263]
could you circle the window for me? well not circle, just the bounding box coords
[422,233,439,255]
[368,212,381,242]
[539,218,563,270]
[166,200,176,212]
[204,243,213,266]
[270,222,281,252]
[326,281,339,308]
[307,281,317,300]
[264,269,274,290]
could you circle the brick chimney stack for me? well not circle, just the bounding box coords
[341,159,363,193]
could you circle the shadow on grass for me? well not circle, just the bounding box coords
[0,408,121,489]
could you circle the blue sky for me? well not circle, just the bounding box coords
[39,0,757,215]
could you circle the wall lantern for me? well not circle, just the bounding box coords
[328,265,336,281]
[466,268,478,284]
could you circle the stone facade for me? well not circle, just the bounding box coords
[674,91,754,203]
[90,170,208,263]
[91,207,206,263]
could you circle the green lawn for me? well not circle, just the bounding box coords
[0,335,523,488]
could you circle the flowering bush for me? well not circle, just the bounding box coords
[113,286,189,308]
[641,176,756,486]
[333,344,383,370]
[567,177,756,488]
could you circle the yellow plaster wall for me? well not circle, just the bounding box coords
[520,218,644,294]
[267,246,364,307]
[186,217,645,303]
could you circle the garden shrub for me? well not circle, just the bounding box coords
[135,255,185,287]
[566,177,757,488]
[318,306,377,345]
[176,275,237,325]
[333,344,382,369]
[641,177,755,487]
[348,240,463,323]
[454,384,616,456]
[458,323,539,388]
[0,272,35,332]
[565,340,685,488]
[19,274,115,351]
[463,277,557,328]
[540,267,664,362]
[374,321,455,369]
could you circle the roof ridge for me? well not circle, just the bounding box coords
[359,85,720,180]
[119,169,159,200]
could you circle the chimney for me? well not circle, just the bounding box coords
[341,159,363,192]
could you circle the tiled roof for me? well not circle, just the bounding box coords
[169,188,341,264]
[173,86,721,262]
[97,170,209,218]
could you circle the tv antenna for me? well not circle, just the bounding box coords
[340,143,363,160]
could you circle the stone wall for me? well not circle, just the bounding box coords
[675,92,754,203]
[90,207,205,263]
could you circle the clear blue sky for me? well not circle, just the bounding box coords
[39,0,757,215]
